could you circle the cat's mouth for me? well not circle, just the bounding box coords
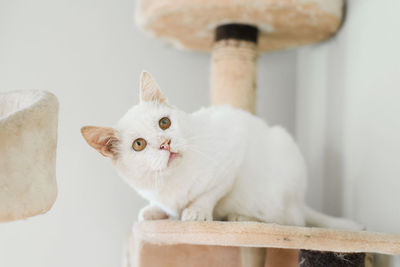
[168,152,181,166]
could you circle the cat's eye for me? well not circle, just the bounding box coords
[159,117,171,130]
[132,138,147,151]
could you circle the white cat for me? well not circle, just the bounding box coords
[81,72,362,230]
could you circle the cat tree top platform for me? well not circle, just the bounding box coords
[132,220,400,255]
[136,0,344,51]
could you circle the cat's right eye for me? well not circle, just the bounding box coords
[132,138,147,151]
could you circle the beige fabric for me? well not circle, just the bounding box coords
[126,238,299,267]
[0,90,59,222]
[264,249,298,267]
[136,0,343,52]
[211,40,257,113]
[133,221,400,255]
[128,240,241,267]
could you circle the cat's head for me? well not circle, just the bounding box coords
[81,72,190,185]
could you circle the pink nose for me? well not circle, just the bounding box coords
[160,139,171,151]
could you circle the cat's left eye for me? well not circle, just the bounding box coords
[159,117,171,130]
[132,138,147,151]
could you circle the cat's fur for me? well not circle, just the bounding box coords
[81,72,362,230]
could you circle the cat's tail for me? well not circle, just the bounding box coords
[304,206,365,231]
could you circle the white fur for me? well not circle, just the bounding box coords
[110,75,362,230]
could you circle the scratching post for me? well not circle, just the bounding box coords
[0,90,59,222]
[129,0,400,266]
[211,24,258,113]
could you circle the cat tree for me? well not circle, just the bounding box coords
[0,90,58,222]
[126,0,400,266]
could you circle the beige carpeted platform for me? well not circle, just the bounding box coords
[136,0,344,52]
[126,221,400,267]
[133,221,400,254]
[0,90,59,222]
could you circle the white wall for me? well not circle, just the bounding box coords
[0,0,296,266]
[297,0,400,264]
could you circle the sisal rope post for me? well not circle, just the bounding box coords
[210,24,258,114]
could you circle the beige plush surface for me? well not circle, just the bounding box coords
[0,90,59,222]
[128,241,242,267]
[133,221,400,255]
[136,0,344,51]
[126,238,300,267]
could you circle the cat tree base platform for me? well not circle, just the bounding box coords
[125,221,400,267]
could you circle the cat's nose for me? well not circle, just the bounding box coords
[160,139,171,151]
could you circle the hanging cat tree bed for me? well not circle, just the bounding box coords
[0,90,58,222]
[126,0,400,266]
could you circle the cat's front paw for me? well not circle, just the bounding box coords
[181,207,212,221]
[138,205,169,222]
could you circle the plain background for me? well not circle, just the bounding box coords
[0,0,399,266]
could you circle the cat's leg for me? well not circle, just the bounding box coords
[181,192,218,221]
[181,183,229,221]
[138,204,169,221]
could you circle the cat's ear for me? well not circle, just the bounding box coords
[81,126,119,158]
[140,71,167,104]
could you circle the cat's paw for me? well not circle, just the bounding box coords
[138,205,169,222]
[181,207,212,221]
